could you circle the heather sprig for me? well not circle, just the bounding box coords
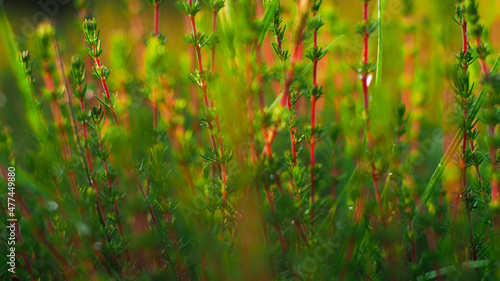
[89,105,125,241]
[450,1,481,263]
[182,0,230,216]
[69,55,109,224]
[83,18,168,260]
[37,23,80,199]
[306,0,326,223]
[354,0,381,213]
[205,0,225,73]
[466,0,500,210]
[83,18,119,126]
[19,51,43,111]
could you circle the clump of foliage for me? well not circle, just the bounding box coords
[1,0,500,280]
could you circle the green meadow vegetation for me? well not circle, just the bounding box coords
[1,0,500,280]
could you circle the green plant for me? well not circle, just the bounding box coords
[354,0,381,212]
[2,1,500,280]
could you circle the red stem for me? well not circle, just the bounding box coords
[42,66,79,200]
[361,1,382,213]
[263,12,308,159]
[78,96,108,224]
[187,0,227,210]
[97,131,125,238]
[93,55,119,126]
[310,10,318,223]
[146,0,161,195]
[154,2,160,36]
[474,26,498,207]
[453,5,478,263]
[489,124,499,223]
[90,40,166,257]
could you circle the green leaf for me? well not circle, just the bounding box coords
[258,0,279,46]
[300,35,344,76]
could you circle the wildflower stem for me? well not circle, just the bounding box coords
[470,13,499,206]
[154,1,160,36]
[92,54,119,126]
[361,0,382,213]
[265,1,312,162]
[41,57,79,200]
[96,129,125,238]
[146,0,161,196]
[59,43,113,243]
[310,7,319,224]
[186,0,227,211]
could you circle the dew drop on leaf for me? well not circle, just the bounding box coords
[46,201,58,212]
[367,74,373,86]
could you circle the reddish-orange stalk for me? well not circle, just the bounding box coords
[187,0,228,210]
[263,35,302,164]
[360,1,381,213]
[188,3,218,152]
[153,1,160,130]
[154,2,160,36]
[41,64,79,199]
[92,52,119,126]
[310,10,318,223]
[77,95,94,172]
[146,0,161,196]
[452,4,478,263]
[96,130,124,238]
[76,86,108,225]
[284,47,301,166]
[453,4,469,226]
[262,1,311,159]
[87,32,164,246]
[473,27,499,206]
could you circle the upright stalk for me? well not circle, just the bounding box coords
[357,0,381,212]
[69,55,109,229]
[37,24,79,199]
[96,120,125,238]
[183,0,227,210]
[83,19,119,126]
[263,0,312,160]
[154,1,160,36]
[451,1,477,262]
[307,0,325,224]
[83,19,165,249]
[454,2,469,226]
[467,0,499,210]
[146,0,163,195]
